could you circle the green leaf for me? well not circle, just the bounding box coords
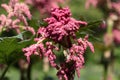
[0,34,34,65]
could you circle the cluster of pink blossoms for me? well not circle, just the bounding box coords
[112,1,120,15]
[23,7,94,80]
[85,0,106,9]
[25,0,65,15]
[85,0,120,10]
[111,1,120,44]
[113,29,120,44]
[85,0,99,9]
[86,0,120,44]
[43,8,87,42]
[0,0,35,34]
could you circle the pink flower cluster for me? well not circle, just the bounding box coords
[113,29,120,44]
[23,43,45,63]
[0,0,35,34]
[85,0,120,45]
[43,7,87,42]
[57,35,94,80]
[99,0,120,16]
[85,0,107,9]
[85,0,120,15]
[112,1,120,15]
[45,42,59,68]
[25,0,65,15]
[85,0,99,9]
[111,1,120,44]
[23,7,94,80]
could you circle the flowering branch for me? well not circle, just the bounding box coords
[23,7,94,80]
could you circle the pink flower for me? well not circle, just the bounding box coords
[44,7,87,42]
[85,0,106,9]
[25,0,65,15]
[23,43,45,63]
[113,29,120,44]
[0,0,35,34]
[37,27,48,38]
[24,26,36,35]
[9,0,19,6]
[45,42,59,68]
[57,63,73,80]
[23,7,94,80]
[112,1,120,15]
[34,27,48,42]
[0,14,12,30]
[85,0,99,9]
[66,35,94,78]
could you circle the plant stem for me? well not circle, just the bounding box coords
[27,63,32,80]
[43,57,49,73]
[0,65,10,80]
[20,68,25,80]
[103,49,114,80]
